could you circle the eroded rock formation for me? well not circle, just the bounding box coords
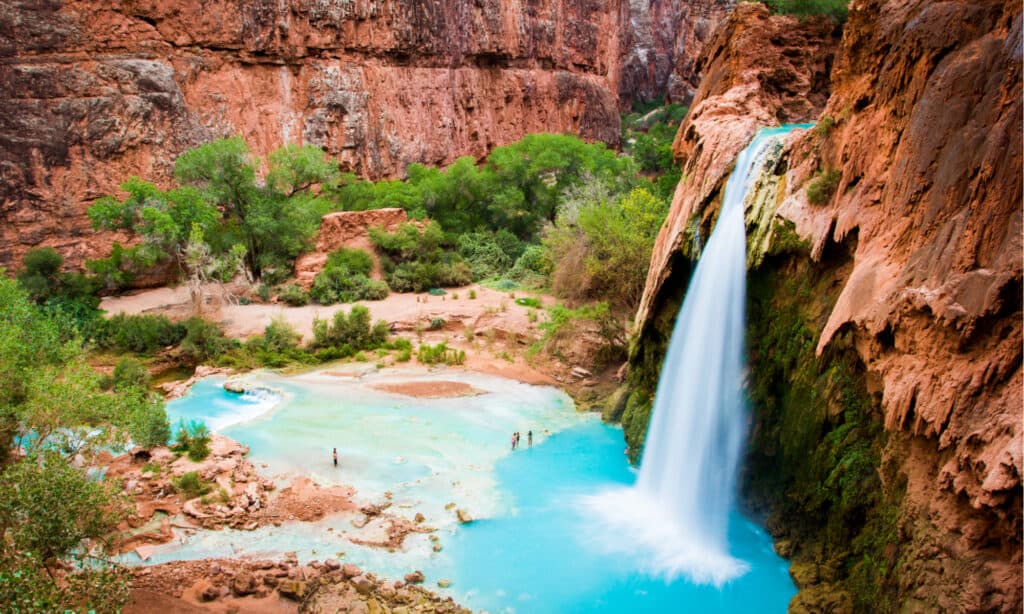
[632,0,1022,610]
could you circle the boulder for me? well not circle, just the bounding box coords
[342,563,362,579]
[437,579,452,588]
[232,571,258,596]
[404,571,425,584]
[455,509,473,524]
[277,580,308,601]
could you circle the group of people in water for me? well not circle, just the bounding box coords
[511,430,532,450]
[334,431,536,466]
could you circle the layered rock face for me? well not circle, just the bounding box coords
[616,0,734,106]
[0,0,625,271]
[634,0,1021,610]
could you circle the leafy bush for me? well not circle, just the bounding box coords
[95,314,186,354]
[256,284,272,302]
[416,342,466,365]
[326,247,373,277]
[262,317,302,352]
[180,318,233,364]
[127,391,170,448]
[172,419,211,461]
[457,232,513,280]
[514,297,542,309]
[172,471,212,500]
[310,266,388,304]
[278,284,310,306]
[429,317,446,330]
[309,306,389,352]
[509,245,553,283]
[104,357,151,392]
[806,169,842,205]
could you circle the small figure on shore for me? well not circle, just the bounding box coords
[333,448,338,467]
[527,431,533,447]
[511,433,517,450]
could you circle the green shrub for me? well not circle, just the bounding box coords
[429,317,446,330]
[180,318,233,364]
[514,297,542,309]
[325,247,373,277]
[468,289,477,299]
[172,419,211,461]
[262,317,301,352]
[256,284,272,302]
[128,392,171,448]
[396,348,412,362]
[353,351,368,362]
[310,267,388,304]
[309,305,389,352]
[509,245,553,283]
[106,357,151,392]
[172,471,211,500]
[457,232,513,280]
[807,169,842,205]
[278,284,309,306]
[95,314,186,354]
[416,341,465,365]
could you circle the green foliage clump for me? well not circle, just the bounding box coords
[765,0,849,21]
[89,139,339,284]
[416,342,465,365]
[371,222,472,292]
[545,185,668,312]
[103,356,151,392]
[514,297,542,309]
[172,470,212,500]
[806,168,842,205]
[509,245,553,286]
[278,284,310,306]
[0,453,130,613]
[325,247,373,277]
[310,265,388,305]
[127,390,171,448]
[0,276,158,609]
[310,306,390,356]
[173,419,211,461]
[180,318,234,364]
[95,313,186,355]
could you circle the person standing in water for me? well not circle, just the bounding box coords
[332,448,338,467]
[528,431,533,447]
[511,433,516,450]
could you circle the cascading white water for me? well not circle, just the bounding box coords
[584,125,807,586]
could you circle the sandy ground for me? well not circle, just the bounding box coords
[101,283,548,341]
[101,283,566,386]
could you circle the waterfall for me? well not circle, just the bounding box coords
[584,125,806,586]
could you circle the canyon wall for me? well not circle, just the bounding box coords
[0,0,628,271]
[630,1,1022,610]
[616,0,734,106]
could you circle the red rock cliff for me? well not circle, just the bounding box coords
[0,0,628,270]
[637,0,1021,610]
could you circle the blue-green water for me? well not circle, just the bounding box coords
[157,371,795,612]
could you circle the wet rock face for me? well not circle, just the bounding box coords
[636,0,1022,609]
[617,0,735,106]
[0,0,626,272]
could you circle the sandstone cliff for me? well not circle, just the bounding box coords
[0,0,627,271]
[616,0,734,106]
[631,1,1022,610]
